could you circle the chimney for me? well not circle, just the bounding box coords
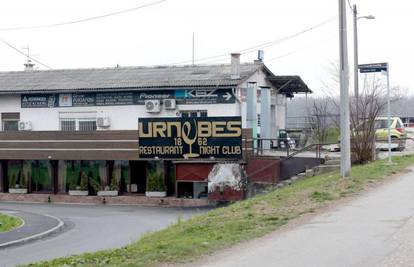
[231,53,241,79]
[24,59,35,71]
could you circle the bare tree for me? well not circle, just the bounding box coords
[310,97,330,143]
[320,62,404,164]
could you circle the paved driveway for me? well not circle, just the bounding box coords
[0,203,207,267]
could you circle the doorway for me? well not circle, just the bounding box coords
[129,161,147,194]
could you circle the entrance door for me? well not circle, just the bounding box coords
[130,161,147,194]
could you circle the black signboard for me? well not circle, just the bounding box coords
[73,93,96,107]
[359,63,388,73]
[21,94,57,108]
[138,116,242,159]
[21,89,236,108]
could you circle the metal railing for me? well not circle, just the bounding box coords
[243,136,414,162]
[244,137,338,160]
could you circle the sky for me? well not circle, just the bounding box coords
[0,0,412,95]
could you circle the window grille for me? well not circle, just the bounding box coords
[60,119,76,131]
[79,120,97,131]
[59,112,97,132]
[2,120,19,131]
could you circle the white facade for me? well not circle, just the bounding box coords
[237,68,287,137]
[0,69,289,135]
[0,94,240,131]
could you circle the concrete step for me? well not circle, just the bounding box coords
[324,159,341,165]
[305,169,315,177]
[313,164,340,175]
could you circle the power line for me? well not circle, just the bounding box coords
[168,16,337,65]
[266,35,337,62]
[201,35,337,65]
[0,0,167,31]
[0,39,93,86]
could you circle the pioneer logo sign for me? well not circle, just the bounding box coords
[138,117,242,159]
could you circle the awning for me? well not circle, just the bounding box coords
[267,75,312,97]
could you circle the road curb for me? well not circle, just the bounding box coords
[0,213,64,249]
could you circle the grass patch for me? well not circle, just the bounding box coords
[0,213,22,233]
[26,155,414,267]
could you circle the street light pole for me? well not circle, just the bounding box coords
[353,5,359,99]
[339,0,351,178]
[353,5,375,124]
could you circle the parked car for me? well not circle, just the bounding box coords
[374,117,407,151]
[337,117,407,151]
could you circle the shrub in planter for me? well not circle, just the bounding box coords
[110,171,120,191]
[146,171,166,197]
[69,172,89,196]
[97,171,119,197]
[20,173,28,189]
[80,172,88,191]
[8,174,17,189]
[9,173,28,194]
[89,175,101,194]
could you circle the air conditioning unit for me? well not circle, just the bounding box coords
[163,99,176,110]
[145,100,161,113]
[18,121,32,131]
[97,117,110,127]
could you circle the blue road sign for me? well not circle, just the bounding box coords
[359,63,388,73]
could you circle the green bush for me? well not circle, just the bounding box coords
[8,174,16,189]
[80,172,88,191]
[110,170,120,191]
[146,171,166,192]
[20,173,28,188]
[90,176,101,192]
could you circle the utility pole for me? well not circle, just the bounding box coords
[339,0,351,177]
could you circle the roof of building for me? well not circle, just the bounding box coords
[267,75,312,97]
[0,62,312,94]
[0,63,257,93]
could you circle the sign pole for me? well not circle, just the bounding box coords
[386,63,392,164]
[358,62,391,164]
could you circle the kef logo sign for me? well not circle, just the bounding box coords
[138,117,242,159]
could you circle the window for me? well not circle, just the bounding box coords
[2,112,20,131]
[3,120,19,131]
[181,110,208,118]
[79,120,97,131]
[60,119,76,131]
[374,119,388,129]
[59,112,97,131]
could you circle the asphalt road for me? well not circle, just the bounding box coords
[0,203,207,267]
[191,166,414,267]
[0,209,61,246]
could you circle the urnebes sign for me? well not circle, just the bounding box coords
[138,117,242,159]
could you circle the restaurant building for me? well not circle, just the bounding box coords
[0,54,310,203]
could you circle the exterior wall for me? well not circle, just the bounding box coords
[246,158,281,183]
[176,163,214,182]
[275,94,287,132]
[0,95,239,131]
[237,68,288,138]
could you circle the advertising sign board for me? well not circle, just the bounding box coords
[21,89,235,108]
[138,116,242,159]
